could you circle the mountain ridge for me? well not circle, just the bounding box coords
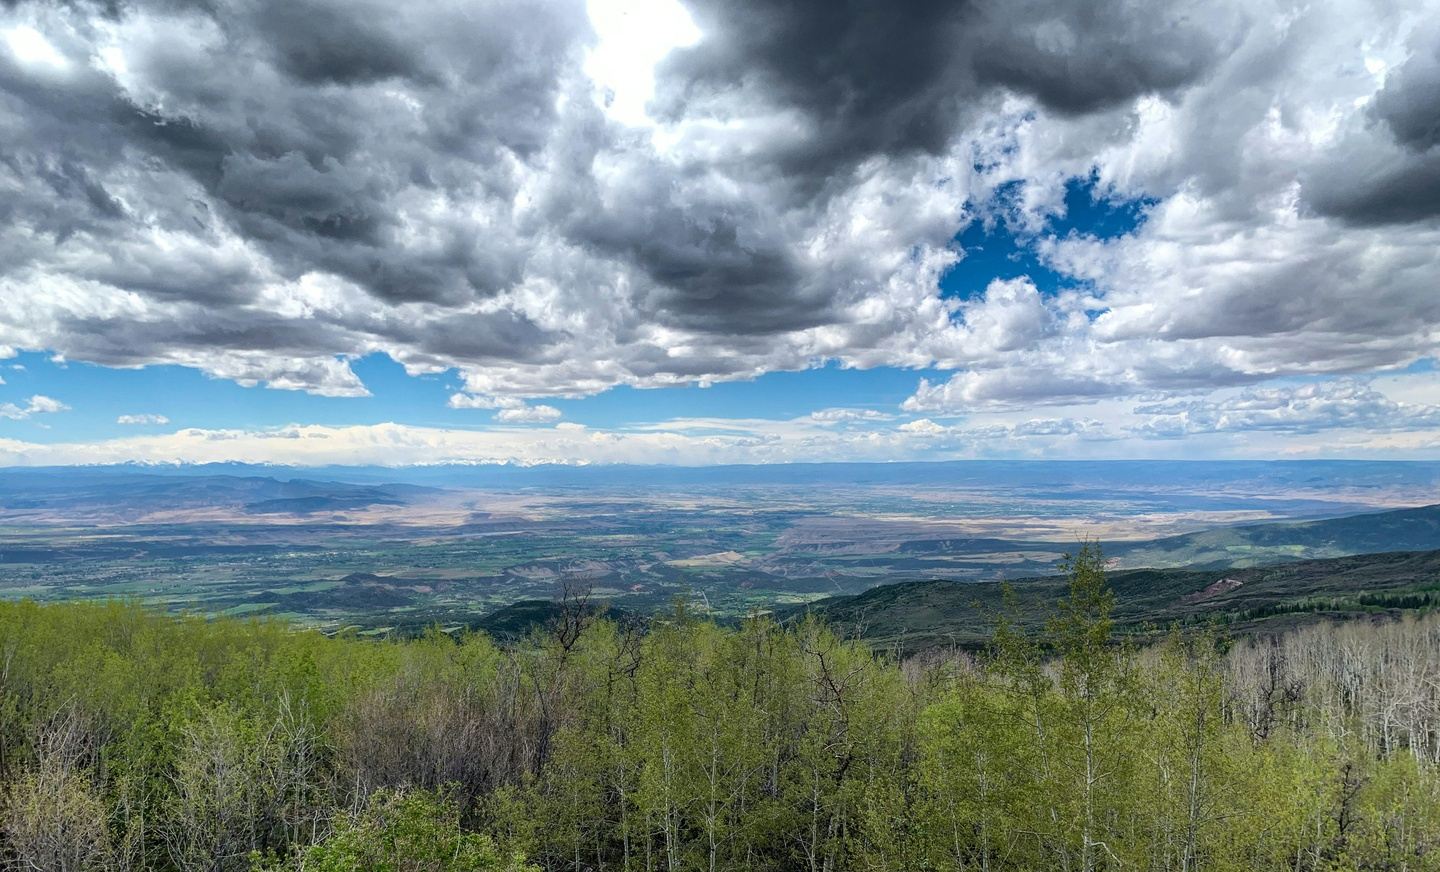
[792,547,1440,652]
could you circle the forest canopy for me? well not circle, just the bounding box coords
[3,544,1440,871]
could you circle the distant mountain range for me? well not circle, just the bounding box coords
[0,471,434,515]
[5,458,1439,492]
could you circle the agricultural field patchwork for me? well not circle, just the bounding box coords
[1,461,1437,632]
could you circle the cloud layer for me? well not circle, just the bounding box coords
[3,375,1437,468]
[0,0,1435,426]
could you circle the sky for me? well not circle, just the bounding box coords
[0,0,1438,467]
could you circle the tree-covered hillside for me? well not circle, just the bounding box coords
[1108,503,1440,569]
[799,547,1440,651]
[4,547,1440,870]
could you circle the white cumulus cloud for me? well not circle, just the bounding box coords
[0,394,68,420]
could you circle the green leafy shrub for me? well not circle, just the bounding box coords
[257,788,534,872]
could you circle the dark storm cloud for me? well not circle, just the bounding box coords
[385,310,562,363]
[1304,28,1440,225]
[251,1,430,85]
[653,0,1228,180]
[571,0,1236,339]
[32,157,127,221]
[1371,28,1440,153]
[3,0,1230,346]
[554,0,1233,337]
[556,159,823,333]
[652,0,971,176]
[0,151,127,245]
[1,0,1435,409]
[216,152,385,244]
[0,0,593,393]
[53,306,353,364]
[967,0,1231,114]
[2,0,586,297]
[0,48,147,242]
[1305,152,1440,225]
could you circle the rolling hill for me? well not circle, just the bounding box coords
[1107,503,1440,569]
[795,548,1440,652]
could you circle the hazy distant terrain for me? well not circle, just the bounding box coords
[1,460,1437,631]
